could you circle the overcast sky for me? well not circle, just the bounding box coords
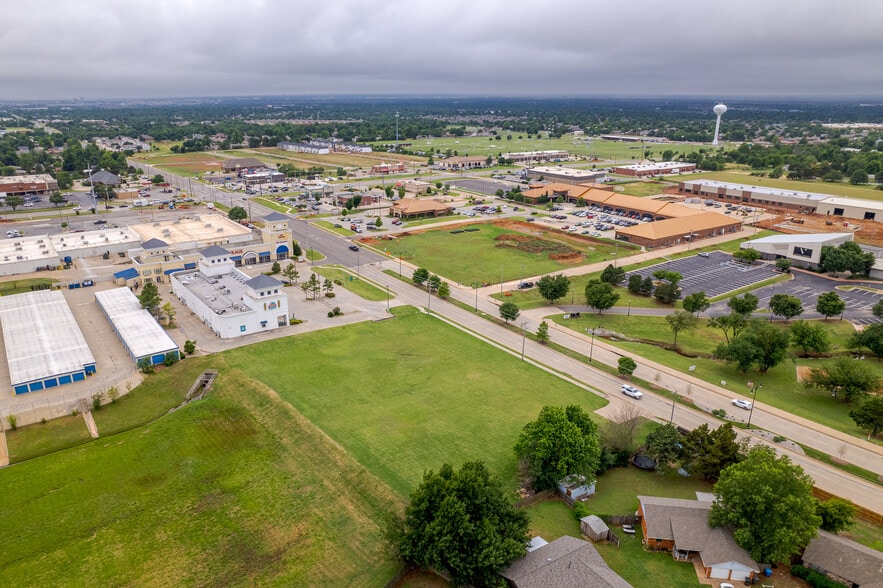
[3,0,882,101]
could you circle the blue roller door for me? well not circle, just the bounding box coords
[29,381,44,392]
[14,384,28,395]
[151,353,166,365]
[73,372,85,382]
[58,375,72,385]
[43,378,58,388]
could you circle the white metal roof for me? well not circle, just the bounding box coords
[681,179,832,202]
[748,232,852,244]
[0,290,95,386]
[94,288,178,360]
[818,196,883,211]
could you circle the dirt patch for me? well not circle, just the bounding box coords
[493,230,585,261]
[795,365,814,382]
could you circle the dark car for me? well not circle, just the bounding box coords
[349,244,360,251]
[93,219,108,225]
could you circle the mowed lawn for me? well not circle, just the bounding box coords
[0,362,403,586]
[381,222,630,286]
[221,306,607,496]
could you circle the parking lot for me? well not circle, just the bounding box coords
[624,251,777,298]
[756,273,883,325]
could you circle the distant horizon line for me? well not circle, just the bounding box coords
[2,93,883,105]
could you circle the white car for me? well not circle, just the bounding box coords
[621,385,643,399]
[731,399,752,410]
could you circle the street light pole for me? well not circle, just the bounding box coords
[521,320,529,361]
[386,285,390,311]
[746,383,762,428]
[427,281,432,310]
[669,392,677,423]
[628,300,631,316]
[588,327,596,362]
[473,282,479,312]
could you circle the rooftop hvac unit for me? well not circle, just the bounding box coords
[60,237,64,241]
[15,246,22,251]
[105,238,109,242]
[16,256,23,260]
[225,288,230,294]
[217,228,223,232]
[173,220,180,224]
[37,239,43,243]
[153,222,160,227]
[99,233,105,237]
[2,257,7,261]
[205,223,212,228]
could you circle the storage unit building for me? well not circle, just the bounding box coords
[0,290,96,395]
[95,288,179,366]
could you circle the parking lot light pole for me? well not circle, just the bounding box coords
[386,285,390,311]
[746,382,762,428]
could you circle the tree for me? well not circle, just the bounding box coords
[639,276,654,296]
[821,242,875,277]
[49,191,65,208]
[708,312,748,344]
[715,319,790,373]
[584,279,620,314]
[666,310,698,348]
[848,323,883,358]
[536,274,570,304]
[291,241,303,258]
[627,274,644,294]
[728,293,759,317]
[652,270,682,287]
[816,498,857,533]
[437,281,450,299]
[682,291,710,316]
[228,206,248,221]
[644,424,681,470]
[151,174,165,184]
[412,267,429,285]
[499,301,520,323]
[618,356,637,377]
[769,293,803,321]
[161,302,176,327]
[138,282,162,316]
[805,356,881,404]
[599,264,626,286]
[850,396,883,438]
[815,291,845,320]
[775,258,792,273]
[322,278,334,296]
[789,320,831,356]
[536,321,550,344]
[427,274,442,292]
[374,216,383,228]
[394,461,529,588]
[514,405,601,492]
[5,194,24,211]
[872,299,883,318]
[269,261,281,275]
[680,423,743,481]
[282,263,299,285]
[732,248,761,264]
[309,274,322,300]
[709,445,820,564]
[850,169,869,184]
[653,281,681,305]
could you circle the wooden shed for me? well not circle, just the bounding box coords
[580,515,609,542]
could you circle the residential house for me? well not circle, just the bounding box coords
[501,535,632,588]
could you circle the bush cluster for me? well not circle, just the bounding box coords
[790,565,848,588]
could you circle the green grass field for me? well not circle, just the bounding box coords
[380,221,634,286]
[0,278,57,296]
[0,364,403,586]
[312,265,391,301]
[551,312,879,437]
[220,306,607,495]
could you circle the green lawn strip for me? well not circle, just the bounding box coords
[615,181,673,197]
[387,221,633,286]
[211,202,231,213]
[0,278,57,295]
[846,519,883,551]
[305,249,325,262]
[220,306,607,496]
[708,273,791,303]
[5,414,92,463]
[526,467,714,587]
[314,220,355,236]
[550,313,870,437]
[401,214,469,228]
[251,196,291,213]
[0,364,402,585]
[797,444,883,487]
[311,265,390,301]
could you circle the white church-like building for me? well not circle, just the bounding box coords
[171,245,288,338]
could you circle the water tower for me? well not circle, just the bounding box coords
[712,103,727,146]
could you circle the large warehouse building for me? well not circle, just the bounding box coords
[615,211,743,248]
[95,288,180,366]
[0,290,96,394]
[524,166,607,184]
[0,173,59,197]
[613,162,696,177]
[678,180,883,222]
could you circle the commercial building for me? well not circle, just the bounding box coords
[0,228,140,276]
[241,171,286,185]
[435,156,486,170]
[371,161,406,174]
[814,196,883,222]
[739,233,853,269]
[600,134,667,143]
[0,290,96,394]
[678,179,831,211]
[613,162,696,177]
[114,213,291,288]
[390,198,453,219]
[524,166,607,185]
[94,288,179,366]
[277,141,330,155]
[0,173,58,197]
[171,246,289,339]
[616,211,742,248]
[222,158,267,173]
[501,150,569,164]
